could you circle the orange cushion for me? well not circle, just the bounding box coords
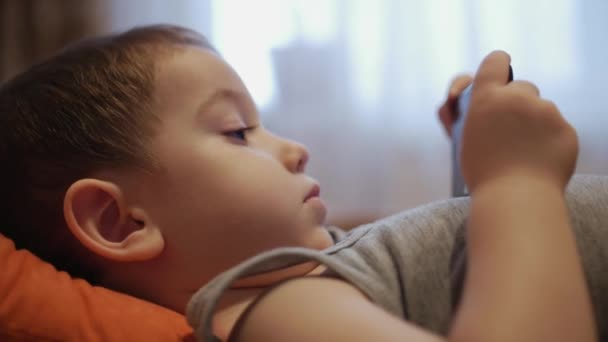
[0,234,194,341]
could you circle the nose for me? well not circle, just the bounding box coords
[279,138,310,173]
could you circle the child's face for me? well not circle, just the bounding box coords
[135,46,333,284]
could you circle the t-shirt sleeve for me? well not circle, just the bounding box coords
[186,175,608,341]
[185,246,373,342]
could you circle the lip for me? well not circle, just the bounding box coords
[304,184,321,202]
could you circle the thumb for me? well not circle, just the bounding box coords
[473,51,512,89]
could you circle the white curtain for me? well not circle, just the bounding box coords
[109,0,608,223]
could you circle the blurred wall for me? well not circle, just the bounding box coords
[2,0,606,228]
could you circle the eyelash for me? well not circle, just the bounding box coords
[225,127,254,142]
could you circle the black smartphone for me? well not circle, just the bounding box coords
[451,66,514,197]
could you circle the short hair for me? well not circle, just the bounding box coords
[0,24,214,283]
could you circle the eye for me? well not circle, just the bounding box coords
[225,127,252,142]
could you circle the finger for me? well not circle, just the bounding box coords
[448,74,474,98]
[509,80,541,97]
[438,103,454,137]
[473,50,512,88]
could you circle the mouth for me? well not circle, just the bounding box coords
[304,184,321,202]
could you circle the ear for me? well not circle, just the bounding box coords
[63,179,164,262]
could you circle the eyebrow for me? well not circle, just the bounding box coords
[197,88,246,117]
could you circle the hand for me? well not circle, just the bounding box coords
[461,51,578,193]
[438,74,473,137]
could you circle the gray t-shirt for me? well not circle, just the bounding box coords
[187,175,608,342]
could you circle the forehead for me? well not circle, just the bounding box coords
[153,47,244,112]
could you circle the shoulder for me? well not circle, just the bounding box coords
[228,276,444,342]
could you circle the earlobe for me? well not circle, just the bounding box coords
[64,179,164,262]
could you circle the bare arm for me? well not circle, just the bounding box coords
[449,178,596,342]
[449,50,596,341]
[231,181,595,342]
[229,51,596,342]
[231,277,444,342]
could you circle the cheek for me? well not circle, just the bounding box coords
[163,174,301,267]
[149,139,309,251]
[209,167,298,223]
[165,154,299,230]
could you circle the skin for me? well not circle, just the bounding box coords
[438,74,474,138]
[63,49,596,341]
[230,52,596,342]
[136,46,334,288]
[64,46,333,315]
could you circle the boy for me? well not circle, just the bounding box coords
[0,25,599,341]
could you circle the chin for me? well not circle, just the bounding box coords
[307,226,334,250]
